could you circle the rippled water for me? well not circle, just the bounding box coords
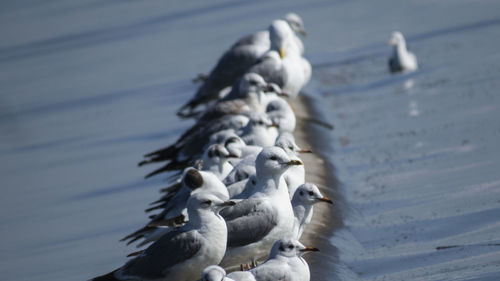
[1,0,499,280]
[308,1,500,280]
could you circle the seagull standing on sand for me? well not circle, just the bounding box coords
[220,147,301,267]
[205,238,318,281]
[291,183,333,239]
[92,193,235,281]
[388,31,418,73]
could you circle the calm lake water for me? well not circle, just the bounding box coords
[1,0,499,280]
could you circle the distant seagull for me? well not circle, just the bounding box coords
[388,31,418,73]
[204,238,318,281]
[291,183,333,239]
[92,193,235,281]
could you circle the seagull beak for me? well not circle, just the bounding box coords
[318,197,333,204]
[299,246,319,253]
[226,154,239,158]
[218,201,236,207]
[268,123,279,128]
[299,29,307,36]
[298,149,313,154]
[286,160,303,166]
[278,91,289,97]
[388,39,396,46]
[279,47,286,59]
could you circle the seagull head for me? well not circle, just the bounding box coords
[239,72,268,94]
[203,144,239,165]
[270,238,319,259]
[247,112,276,129]
[275,132,311,156]
[183,168,228,199]
[201,265,226,281]
[256,146,302,177]
[292,183,333,206]
[389,31,405,46]
[188,192,236,216]
[284,12,306,36]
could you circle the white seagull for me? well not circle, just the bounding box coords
[388,31,418,73]
[92,193,235,281]
[220,147,301,267]
[224,238,318,281]
[291,183,333,239]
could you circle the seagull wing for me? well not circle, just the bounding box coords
[225,202,278,247]
[120,229,202,279]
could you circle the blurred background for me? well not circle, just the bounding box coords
[1,0,500,280]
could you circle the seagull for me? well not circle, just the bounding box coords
[197,73,283,121]
[223,155,257,186]
[388,31,418,73]
[266,19,310,99]
[220,147,301,267]
[238,113,279,147]
[200,144,239,180]
[274,132,310,198]
[92,193,235,281]
[224,238,318,281]
[291,183,333,239]
[265,97,296,133]
[177,14,306,116]
[121,169,229,247]
[229,132,309,200]
[223,135,262,165]
[246,20,310,100]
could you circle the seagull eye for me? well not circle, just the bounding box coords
[249,80,258,86]
[308,191,314,196]
[270,156,277,161]
[299,191,304,196]
[258,121,264,125]
[288,245,294,249]
[288,146,294,150]
[203,200,212,206]
[215,150,220,157]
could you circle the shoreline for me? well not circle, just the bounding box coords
[292,94,344,281]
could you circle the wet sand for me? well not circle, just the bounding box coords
[292,94,344,281]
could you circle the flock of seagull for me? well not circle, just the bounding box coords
[91,12,418,281]
[91,13,329,281]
